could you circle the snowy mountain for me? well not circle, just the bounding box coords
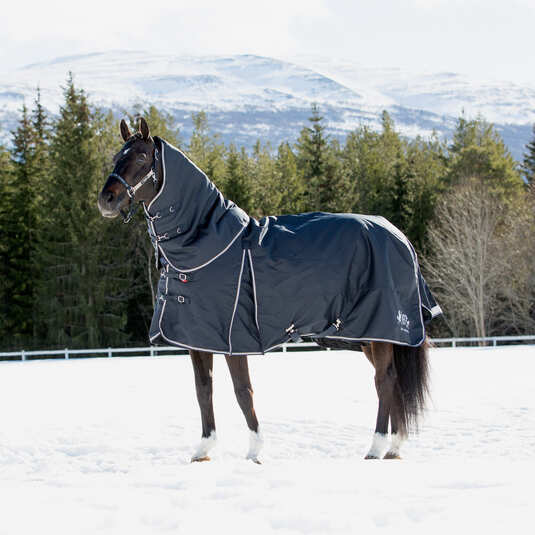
[1,51,533,160]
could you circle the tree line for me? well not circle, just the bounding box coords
[1,76,534,351]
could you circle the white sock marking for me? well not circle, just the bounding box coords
[388,432,404,455]
[366,432,389,458]
[193,431,217,459]
[246,428,264,461]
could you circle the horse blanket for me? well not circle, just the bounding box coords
[145,139,442,355]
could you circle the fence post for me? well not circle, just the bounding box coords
[21,350,26,362]
[108,347,112,358]
[493,338,497,347]
[452,340,456,348]
[65,348,69,360]
[150,346,155,357]
[282,344,287,353]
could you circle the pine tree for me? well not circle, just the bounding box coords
[224,144,253,214]
[390,150,413,233]
[343,113,402,219]
[522,124,535,185]
[2,104,39,347]
[188,111,225,187]
[447,115,524,203]
[36,75,128,348]
[128,104,182,148]
[295,104,330,211]
[250,141,284,217]
[404,135,447,251]
[0,143,14,347]
[275,142,305,215]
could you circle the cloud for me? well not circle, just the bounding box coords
[1,0,533,83]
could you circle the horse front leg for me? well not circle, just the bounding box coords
[190,350,216,462]
[225,355,263,464]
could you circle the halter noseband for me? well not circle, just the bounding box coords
[109,145,160,224]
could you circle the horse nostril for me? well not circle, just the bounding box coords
[106,191,115,204]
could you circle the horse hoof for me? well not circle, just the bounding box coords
[191,456,211,463]
[383,452,402,460]
[248,457,262,465]
[364,454,380,460]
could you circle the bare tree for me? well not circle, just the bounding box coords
[424,181,535,338]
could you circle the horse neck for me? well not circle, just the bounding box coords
[144,138,164,205]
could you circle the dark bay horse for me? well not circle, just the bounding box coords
[98,118,432,463]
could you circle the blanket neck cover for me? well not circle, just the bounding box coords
[145,138,442,355]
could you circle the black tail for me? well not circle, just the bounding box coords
[392,338,430,437]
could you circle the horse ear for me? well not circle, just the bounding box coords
[120,119,132,142]
[139,117,150,141]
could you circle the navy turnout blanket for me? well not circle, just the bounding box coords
[145,139,442,355]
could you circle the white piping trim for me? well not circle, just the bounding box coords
[390,232,426,346]
[153,330,426,356]
[411,246,427,344]
[258,220,269,246]
[157,224,247,273]
[147,139,167,212]
[228,250,246,355]
[430,304,442,317]
[247,250,260,335]
[321,335,424,347]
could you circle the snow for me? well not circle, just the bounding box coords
[0,346,533,534]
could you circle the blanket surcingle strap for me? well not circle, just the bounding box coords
[145,138,442,355]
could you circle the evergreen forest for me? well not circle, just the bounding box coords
[1,76,534,351]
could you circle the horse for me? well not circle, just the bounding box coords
[98,118,438,464]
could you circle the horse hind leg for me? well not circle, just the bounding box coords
[190,350,217,462]
[384,340,430,459]
[364,342,397,460]
[225,355,263,464]
[383,410,404,460]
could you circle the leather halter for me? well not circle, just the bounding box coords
[108,144,160,223]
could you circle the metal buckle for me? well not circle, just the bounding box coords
[333,318,342,331]
[179,273,187,282]
[156,233,169,242]
[177,295,185,303]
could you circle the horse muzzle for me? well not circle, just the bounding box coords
[98,187,123,218]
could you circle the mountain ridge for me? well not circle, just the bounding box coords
[1,51,533,160]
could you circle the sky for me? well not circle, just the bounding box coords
[1,0,534,84]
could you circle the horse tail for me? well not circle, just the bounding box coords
[392,337,430,437]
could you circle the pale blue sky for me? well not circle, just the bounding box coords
[2,0,534,83]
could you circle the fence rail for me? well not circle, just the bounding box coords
[1,335,535,362]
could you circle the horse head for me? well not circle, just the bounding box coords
[98,118,161,222]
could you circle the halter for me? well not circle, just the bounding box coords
[109,145,160,223]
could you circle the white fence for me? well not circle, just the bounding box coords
[1,335,535,362]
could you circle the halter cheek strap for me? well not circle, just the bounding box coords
[109,146,160,223]
[109,168,156,199]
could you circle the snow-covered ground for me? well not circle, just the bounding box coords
[0,346,533,534]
